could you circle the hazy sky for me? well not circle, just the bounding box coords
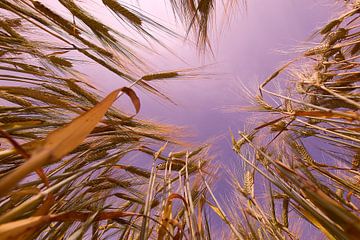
[87,0,337,122]
[85,0,337,160]
[86,0,338,162]
[117,0,337,140]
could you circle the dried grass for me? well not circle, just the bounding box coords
[223,1,360,239]
[0,0,221,239]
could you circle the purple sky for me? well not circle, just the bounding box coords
[86,0,338,237]
[90,0,337,133]
[120,0,337,145]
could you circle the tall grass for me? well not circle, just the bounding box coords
[0,0,225,239]
[222,1,360,239]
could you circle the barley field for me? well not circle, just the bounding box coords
[0,1,359,239]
